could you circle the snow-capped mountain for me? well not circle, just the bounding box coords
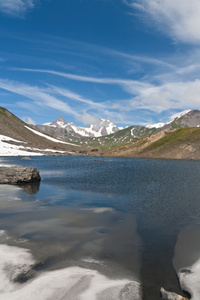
[43,117,121,138]
[84,118,120,137]
[32,110,200,150]
[146,110,191,129]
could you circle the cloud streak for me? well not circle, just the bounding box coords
[0,78,80,117]
[126,0,200,44]
[48,85,106,109]
[11,67,200,115]
[0,0,35,17]
[14,67,151,91]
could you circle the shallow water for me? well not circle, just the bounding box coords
[1,156,200,299]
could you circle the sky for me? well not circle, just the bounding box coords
[1,0,200,127]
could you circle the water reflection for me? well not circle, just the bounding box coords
[0,202,142,282]
[18,182,40,195]
[173,224,200,298]
[125,159,200,299]
[174,225,200,271]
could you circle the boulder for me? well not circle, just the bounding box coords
[0,166,41,184]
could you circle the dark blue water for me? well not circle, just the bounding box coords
[1,156,200,299]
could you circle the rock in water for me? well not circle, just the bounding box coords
[160,287,189,300]
[21,157,32,160]
[0,166,41,184]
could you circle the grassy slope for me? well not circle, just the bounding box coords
[102,127,200,160]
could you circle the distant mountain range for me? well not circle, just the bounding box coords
[2,107,200,159]
[33,116,121,142]
[32,110,200,150]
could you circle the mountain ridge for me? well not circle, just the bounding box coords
[41,116,121,138]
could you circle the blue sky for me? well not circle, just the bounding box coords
[1,0,200,127]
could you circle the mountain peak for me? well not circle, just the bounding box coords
[50,116,68,128]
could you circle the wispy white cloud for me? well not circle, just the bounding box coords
[101,48,176,70]
[0,0,35,17]
[12,67,200,115]
[0,78,80,117]
[47,85,106,109]
[126,0,200,44]
[130,79,200,112]
[8,33,176,74]
[14,67,150,90]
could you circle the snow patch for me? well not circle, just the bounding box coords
[131,128,138,138]
[0,135,25,144]
[0,244,141,300]
[170,110,191,121]
[179,258,200,299]
[43,122,52,126]
[146,122,166,129]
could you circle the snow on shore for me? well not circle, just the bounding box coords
[0,243,141,300]
[0,134,73,156]
[0,134,43,156]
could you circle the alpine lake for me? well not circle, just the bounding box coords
[0,156,200,299]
